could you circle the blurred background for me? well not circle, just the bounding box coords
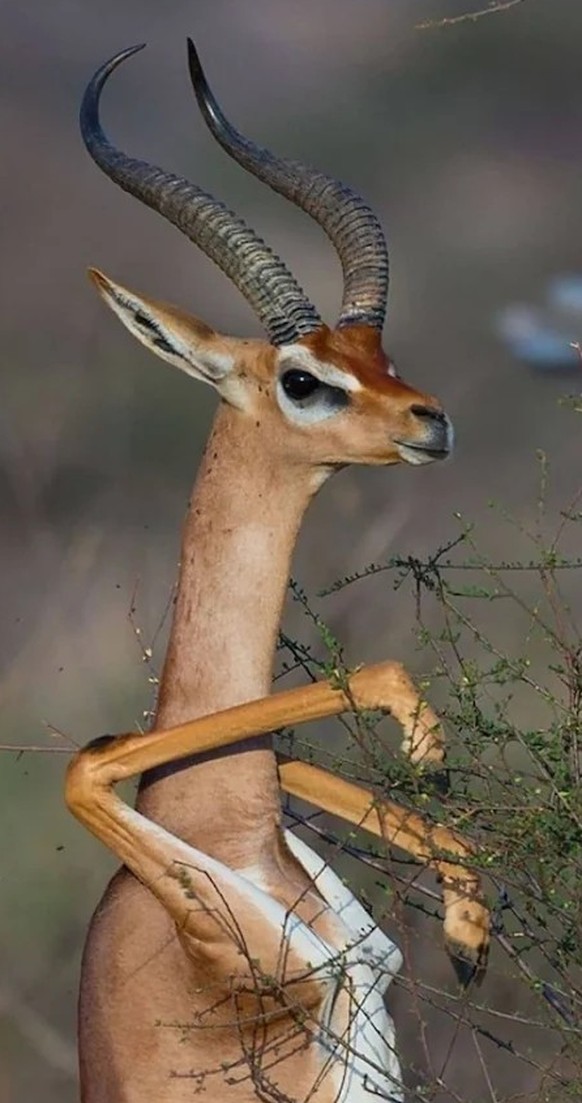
[2,0,582,1099]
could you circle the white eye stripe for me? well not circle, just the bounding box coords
[276,376,348,426]
[278,344,362,393]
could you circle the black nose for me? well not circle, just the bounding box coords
[410,404,447,424]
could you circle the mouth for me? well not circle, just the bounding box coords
[394,441,451,466]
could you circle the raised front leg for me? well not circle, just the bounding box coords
[279,760,487,980]
[66,661,489,979]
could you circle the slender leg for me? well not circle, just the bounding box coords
[279,760,488,979]
[66,661,489,976]
[68,770,348,1100]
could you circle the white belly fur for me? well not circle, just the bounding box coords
[237,831,403,1102]
[283,830,403,1103]
[115,800,404,1099]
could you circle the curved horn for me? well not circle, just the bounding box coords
[187,38,389,334]
[80,46,323,347]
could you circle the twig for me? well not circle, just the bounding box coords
[0,744,72,754]
[417,0,526,30]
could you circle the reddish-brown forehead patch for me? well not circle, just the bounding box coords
[299,324,409,395]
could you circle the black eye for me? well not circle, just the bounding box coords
[281,369,320,402]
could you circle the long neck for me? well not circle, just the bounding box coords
[138,402,316,864]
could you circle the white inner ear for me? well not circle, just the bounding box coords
[98,281,235,386]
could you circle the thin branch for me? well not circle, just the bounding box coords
[0,743,72,754]
[417,0,526,30]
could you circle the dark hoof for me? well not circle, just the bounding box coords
[447,942,488,989]
[451,954,479,989]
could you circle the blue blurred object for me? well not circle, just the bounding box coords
[547,275,582,316]
[495,276,582,371]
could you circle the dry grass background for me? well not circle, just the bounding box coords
[1,0,582,1099]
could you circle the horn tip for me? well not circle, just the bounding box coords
[112,43,147,66]
[186,36,205,87]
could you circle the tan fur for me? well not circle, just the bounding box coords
[67,274,489,1101]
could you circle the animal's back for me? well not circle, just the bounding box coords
[80,869,208,1102]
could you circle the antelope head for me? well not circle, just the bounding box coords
[82,41,453,474]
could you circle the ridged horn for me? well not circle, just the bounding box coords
[187,38,389,333]
[80,45,323,347]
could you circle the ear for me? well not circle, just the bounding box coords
[89,269,238,392]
